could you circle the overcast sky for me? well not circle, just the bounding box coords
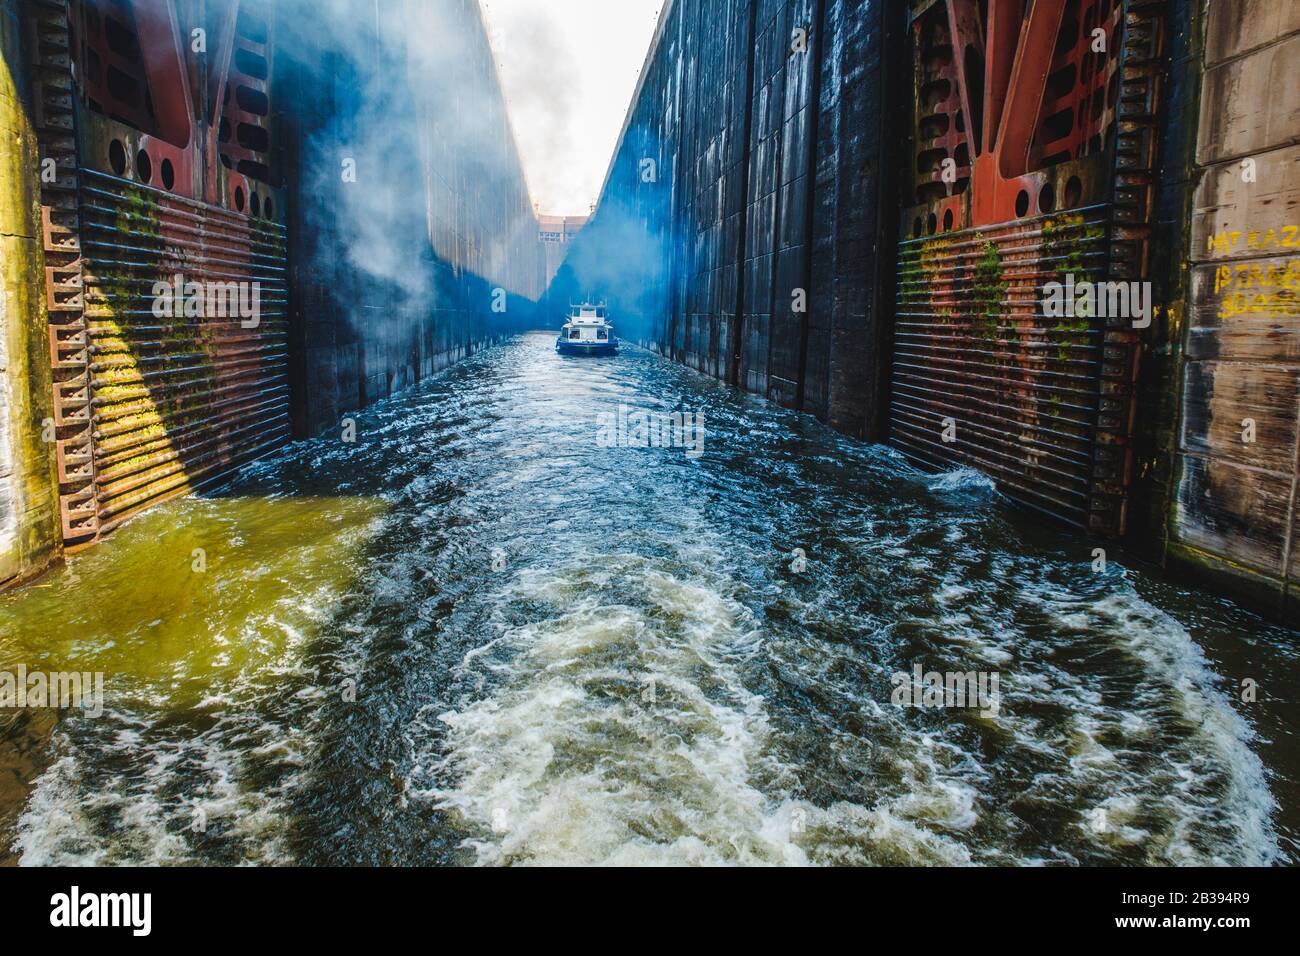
[479,0,665,216]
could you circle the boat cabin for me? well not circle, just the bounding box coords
[563,304,612,343]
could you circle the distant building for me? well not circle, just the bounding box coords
[538,214,589,286]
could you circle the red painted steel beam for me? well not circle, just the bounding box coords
[131,0,194,148]
[206,0,242,204]
[994,0,1066,180]
[982,0,1025,155]
[944,0,985,156]
[945,0,1068,222]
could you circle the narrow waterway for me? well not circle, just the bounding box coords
[2,332,1296,865]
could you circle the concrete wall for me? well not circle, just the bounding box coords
[280,0,544,438]
[1164,0,1300,616]
[0,0,59,588]
[552,0,902,438]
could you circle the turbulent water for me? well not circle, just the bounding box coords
[1,331,1296,866]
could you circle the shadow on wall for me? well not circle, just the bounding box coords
[543,0,907,438]
[275,0,544,438]
[43,0,543,545]
[542,125,673,344]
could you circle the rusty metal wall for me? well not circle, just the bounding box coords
[562,0,1177,537]
[890,0,1162,535]
[31,0,94,544]
[1168,0,1300,616]
[34,0,289,546]
[27,0,540,547]
[75,168,288,534]
[892,210,1114,528]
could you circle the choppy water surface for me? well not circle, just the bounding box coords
[2,332,1296,865]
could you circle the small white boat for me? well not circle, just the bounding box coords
[556,303,618,356]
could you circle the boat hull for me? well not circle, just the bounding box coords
[556,338,618,356]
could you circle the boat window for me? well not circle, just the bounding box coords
[597,329,608,340]
[569,329,581,339]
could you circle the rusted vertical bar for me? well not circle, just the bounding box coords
[27,0,98,544]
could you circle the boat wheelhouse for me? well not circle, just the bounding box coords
[556,303,618,356]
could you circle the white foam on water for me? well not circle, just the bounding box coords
[13,756,109,866]
[1093,592,1278,865]
[15,714,302,866]
[417,550,997,867]
[6,334,1284,867]
[1017,587,1279,865]
[12,569,359,866]
[423,538,1280,866]
[764,525,1283,866]
[926,467,1000,497]
[422,558,799,865]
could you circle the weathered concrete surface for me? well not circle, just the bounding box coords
[553,0,901,439]
[0,0,58,588]
[279,0,543,439]
[1171,0,1300,615]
